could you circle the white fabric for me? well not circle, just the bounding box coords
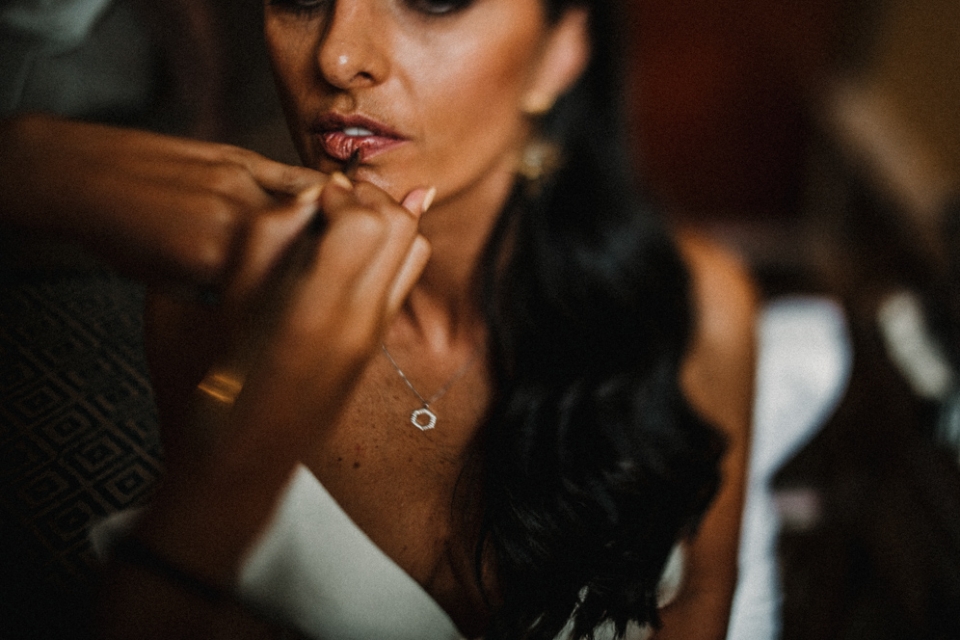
[238,296,852,640]
[238,466,682,640]
[725,296,852,640]
[238,465,463,640]
[91,296,852,640]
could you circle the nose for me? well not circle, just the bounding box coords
[318,0,389,90]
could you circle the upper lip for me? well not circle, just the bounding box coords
[312,112,405,139]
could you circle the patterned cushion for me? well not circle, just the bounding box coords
[0,267,161,635]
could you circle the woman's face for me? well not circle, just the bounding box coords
[264,0,587,213]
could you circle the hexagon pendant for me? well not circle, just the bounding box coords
[411,407,437,431]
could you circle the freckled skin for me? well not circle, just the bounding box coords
[264,0,550,226]
[258,1,587,636]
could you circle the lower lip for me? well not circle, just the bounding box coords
[318,131,406,162]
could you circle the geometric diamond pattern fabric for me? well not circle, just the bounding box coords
[0,268,161,595]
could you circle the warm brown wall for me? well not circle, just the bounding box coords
[625,0,840,218]
[868,0,960,183]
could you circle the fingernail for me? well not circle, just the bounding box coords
[296,184,323,204]
[401,189,427,216]
[329,172,353,190]
[422,187,437,213]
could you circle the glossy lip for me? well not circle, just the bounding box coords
[312,112,408,163]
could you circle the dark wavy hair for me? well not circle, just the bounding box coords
[477,1,726,638]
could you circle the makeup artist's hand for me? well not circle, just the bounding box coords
[143,172,432,529]
[215,176,434,448]
[95,176,435,640]
[0,113,323,287]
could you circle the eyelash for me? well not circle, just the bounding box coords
[268,0,328,17]
[268,0,473,18]
[404,0,472,16]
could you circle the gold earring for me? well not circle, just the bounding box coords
[517,137,562,184]
[521,92,556,117]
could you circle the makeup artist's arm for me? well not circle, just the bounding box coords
[0,113,322,285]
[97,178,432,640]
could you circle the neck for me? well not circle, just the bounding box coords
[387,163,514,355]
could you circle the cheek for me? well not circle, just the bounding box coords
[264,20,318,156]
[264,21,300,98]
[415,33,541,167]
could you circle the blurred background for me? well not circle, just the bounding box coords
[61,0,953,302]
[5,0,957,288]
[2,0,959,637]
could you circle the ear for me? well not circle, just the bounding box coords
[521,7,591,115]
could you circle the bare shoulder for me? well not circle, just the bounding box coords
[650,231,758,640]
[675,229,758,436]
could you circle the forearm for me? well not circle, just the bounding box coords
[96,172,429,638]
[0,114,74,235]
[95,399,315,640]
[97,554,303,640]
[0,113,324,285]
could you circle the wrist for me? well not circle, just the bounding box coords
[0,114,85,237]
[134,448,298,584]
[111,535,232,602]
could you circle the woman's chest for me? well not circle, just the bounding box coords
[300,360,493,634]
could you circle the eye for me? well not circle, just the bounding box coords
[268,0,329,17]
[404,0,473,16]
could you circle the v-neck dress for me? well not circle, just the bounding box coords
[238,464,464,640]
[91,296,851,640]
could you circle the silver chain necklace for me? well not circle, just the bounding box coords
[381,343,478,431]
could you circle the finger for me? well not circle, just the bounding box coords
[317,172,361,224]
[238,150,325,196]
[400,186,437,216]
[221,196,320,305]
[185,176,329,292]
[380,188,435,317]
[87,174,241,286]
[276,178,426,343]
[346,180,427,223]
[97,139,275,205]
[141,145,319,206]
[330,184,431,305]
[386,235,432,318]
[345,183,425,274]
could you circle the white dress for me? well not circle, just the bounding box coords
[92,296,852,640]
[725,296,851,640]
